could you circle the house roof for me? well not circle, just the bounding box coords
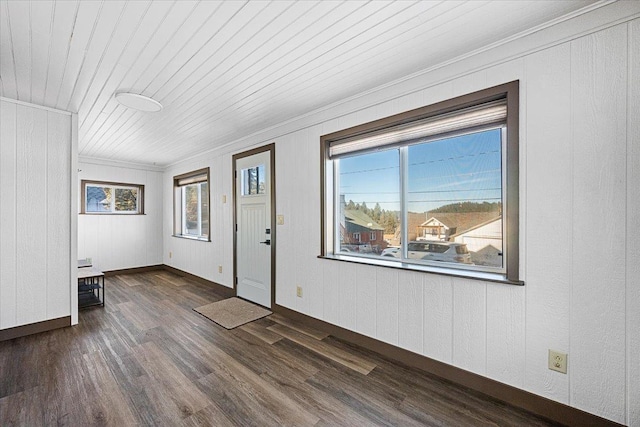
[407,212,426,236]
[344,209,384,231]
[449,216,502,239]
[420,212,501,234]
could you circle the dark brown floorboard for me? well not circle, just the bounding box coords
[0,271,561,426]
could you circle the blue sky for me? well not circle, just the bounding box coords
[339,128,502,213]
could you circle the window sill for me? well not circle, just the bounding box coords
[172,234,210,242]
[318,254,524,286]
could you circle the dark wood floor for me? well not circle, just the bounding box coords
[0,271,560,426]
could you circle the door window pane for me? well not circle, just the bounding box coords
[242,165,265,195]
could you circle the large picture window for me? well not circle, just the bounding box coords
[321,82,520,283]
[81,180,144,214]
[173,168,210,241]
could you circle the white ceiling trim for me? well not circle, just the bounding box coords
[78,155,164,173]
[0,95,72,115]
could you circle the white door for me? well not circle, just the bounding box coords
[235,150,272,307]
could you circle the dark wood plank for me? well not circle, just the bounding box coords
[270,312,329,340]
[268,323,377,375]
[239,320,283,344]
[0,270,561,427]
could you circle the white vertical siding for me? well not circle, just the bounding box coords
[628,19,640,427]
[523,42,572,404]
[0,100,18,328]
[0,99,72,330]
[47,111,72,320]
[161,10,640,425]
[398,271,423,354]
[570,25,628,423]
[77,161,163,272]
[423,275,453,364]
[452,279,486,375]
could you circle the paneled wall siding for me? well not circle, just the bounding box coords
[162,10,640,427]
[163,153,234,287]
[77,161,163,272]
[0,98,73,330]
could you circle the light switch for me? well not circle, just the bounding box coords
[277,215,284,225]
[222,195,227,203]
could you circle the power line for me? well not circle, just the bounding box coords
[343,197,501,204]
[339,151,501,176]
[342,188,501,195]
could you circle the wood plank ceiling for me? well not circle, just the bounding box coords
[1,0,597,166]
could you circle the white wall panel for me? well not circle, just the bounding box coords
[570,25,627,423]
[422,275,453,364]
[376,268,398,346]
[77,161,163,272]
[355,264,376,338]
[16,105,48,325]
[523,43,572,403]
[398,270,423,355]
[0,100,18,327]
[486,284,525,388]
[323,261,356,330]
[628,20,640,427]
[452,279,486,375]
[47,111,71,319]
[0,98,72,330]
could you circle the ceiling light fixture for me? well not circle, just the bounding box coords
[114,92,163,112]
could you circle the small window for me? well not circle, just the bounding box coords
[353,232,361,242]
[241,165,265,195]
[321,81,520,284]
[173,168,210,241]
[81,180,144,214]
[370,231,376,240]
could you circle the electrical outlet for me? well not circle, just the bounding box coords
[548,350,567,374]
[169,252,172,259]
[222,195,226,203]
[296,285,302,298]
[218,265,222,273]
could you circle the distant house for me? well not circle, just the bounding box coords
[417,212,500,242]
[450,217,503,266]
[343,209,386,252]
[396,211,503,266]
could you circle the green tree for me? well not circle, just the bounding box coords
[373,203,382,222]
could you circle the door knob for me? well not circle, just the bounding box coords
[259,239,271,245]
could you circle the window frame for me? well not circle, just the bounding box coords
[320,81,521,285]
[173,167,211,242]
[80,180,144,215]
